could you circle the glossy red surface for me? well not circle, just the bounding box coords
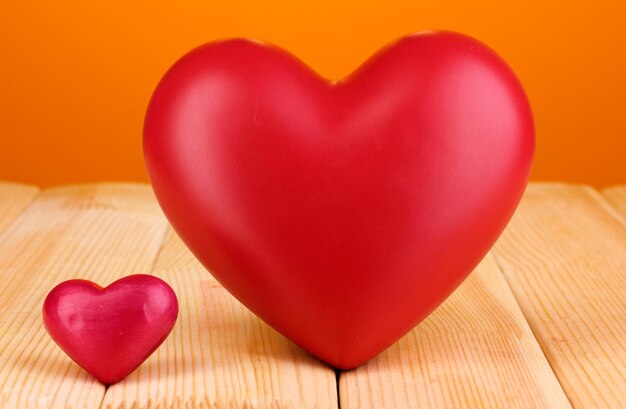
[42,275,178,384]
[144,31,534,369]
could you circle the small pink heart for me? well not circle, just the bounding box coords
[42,275,178,384]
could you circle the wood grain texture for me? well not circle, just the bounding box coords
[492,183,626,408]
[0,181,39,233]
[0,183,168,408]
[102,229,339,409]
[339,253,571,409]
[603,185,626,224]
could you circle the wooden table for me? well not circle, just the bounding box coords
[0,181,624,408]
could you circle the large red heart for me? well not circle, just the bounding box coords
[43,275,178,384]
[144,31,534,369]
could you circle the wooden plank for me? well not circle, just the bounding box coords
[603,185,626,223]
[0,183,168,408]
[0,181,39,233]
[339,253,571,409]
[491,183,626,408]
[102,229,339,409]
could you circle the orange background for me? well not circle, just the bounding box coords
[1,1,625,187]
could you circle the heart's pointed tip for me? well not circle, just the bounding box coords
[92,368,134,385]
[318,354,371,372]
[95,376,121,386]
[331,363,362,372]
